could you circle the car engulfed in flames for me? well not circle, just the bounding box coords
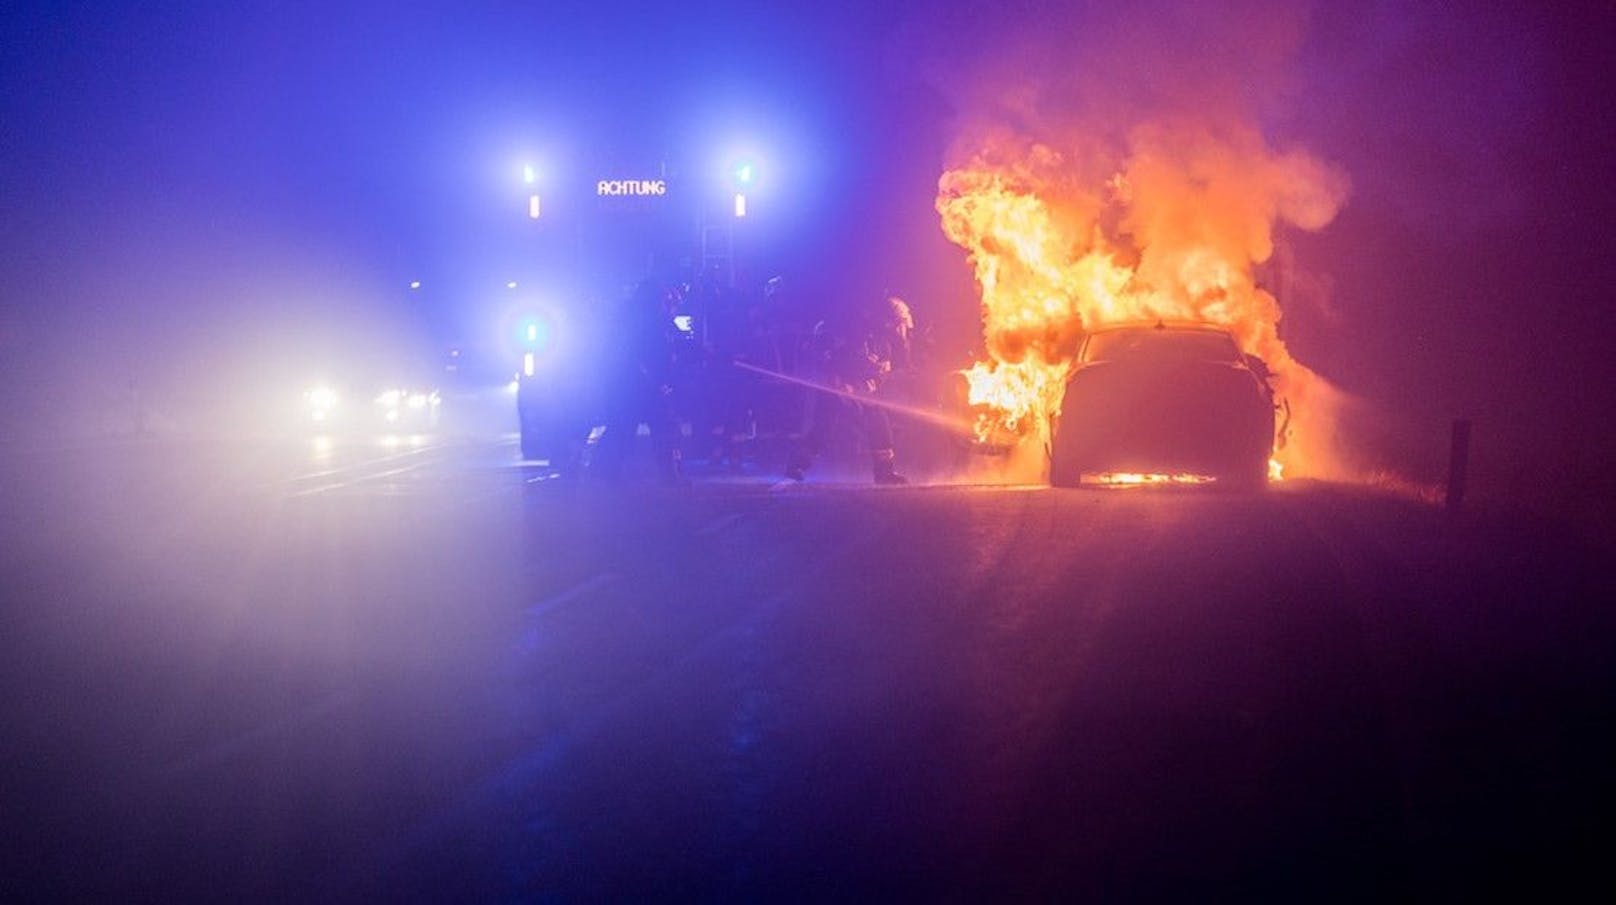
[1049,322,1281,488]
[935,118,1350,486]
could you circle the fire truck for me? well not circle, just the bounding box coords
[508,155,759,463]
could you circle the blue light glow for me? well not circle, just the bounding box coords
[521,317,552,350]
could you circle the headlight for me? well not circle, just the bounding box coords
[375,387,439,420]
[306,386,339,420]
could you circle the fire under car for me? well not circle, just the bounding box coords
[1048,322,1281,489]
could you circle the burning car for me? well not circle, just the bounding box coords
[1048,322,1278,488]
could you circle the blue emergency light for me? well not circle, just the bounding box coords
[520,317,551,351]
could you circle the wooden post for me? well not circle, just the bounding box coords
[1446,419,1471,515]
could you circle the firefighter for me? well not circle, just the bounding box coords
[596,279,689,485]
[686,270,756,470]
[872,293,915,373]
[784,303,908,485]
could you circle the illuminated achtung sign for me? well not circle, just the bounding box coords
[596,179,667,197]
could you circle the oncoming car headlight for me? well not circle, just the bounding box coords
[374,387,441,422]
[305,386,339,421]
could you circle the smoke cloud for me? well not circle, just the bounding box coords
[916,0,1356,478]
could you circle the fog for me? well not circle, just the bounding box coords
[2,0,1612,519]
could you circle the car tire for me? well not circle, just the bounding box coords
[1048,445,1085,488]
[519,422,546,461]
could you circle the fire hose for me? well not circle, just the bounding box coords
[730,360,981,438]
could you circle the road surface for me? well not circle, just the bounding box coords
[2,433,1610,900]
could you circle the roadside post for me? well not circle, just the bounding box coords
[1446,418,1471,515]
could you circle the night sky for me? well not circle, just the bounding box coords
[2,1,1612,502]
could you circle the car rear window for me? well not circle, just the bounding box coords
[1081,329,1241,364]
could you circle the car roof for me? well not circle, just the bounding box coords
[1086,321,1234,336]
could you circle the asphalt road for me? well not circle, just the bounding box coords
[2,433,1611,901]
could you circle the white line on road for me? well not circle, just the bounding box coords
[281,442,443,485]
[517,573,621,655]
[289,459,440,497]
[525,572,620,620]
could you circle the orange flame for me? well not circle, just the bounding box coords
[1097,472,1216,486]
[938,124,1349,480]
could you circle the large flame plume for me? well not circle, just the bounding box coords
[937,121,1350,479]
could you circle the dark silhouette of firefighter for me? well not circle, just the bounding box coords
[785,299,909,485]
[686,270,759,470]
[596,280,690,485]
[871,294,915,373]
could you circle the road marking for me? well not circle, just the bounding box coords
[525,572,620,619]
[289,459,439,497]
[281,442,442,485]
[517,573,620,654]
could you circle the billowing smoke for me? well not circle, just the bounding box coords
[918,0,1354,479]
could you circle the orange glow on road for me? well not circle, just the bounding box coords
[1095,472,1216,486]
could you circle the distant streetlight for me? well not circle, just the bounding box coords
[507,280,518,289]
[733,193,747,218]
[408,280,421,290]
[528,194,541,219]
[523,164,536,185]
